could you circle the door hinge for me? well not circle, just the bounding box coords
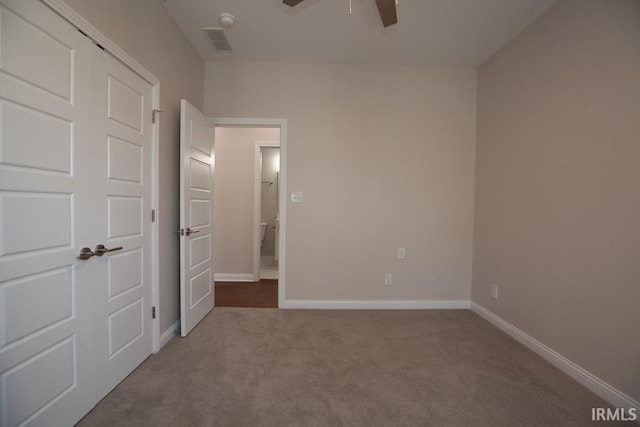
[151,209,156,222]
[152,306,157,319]
[152,109,162,124]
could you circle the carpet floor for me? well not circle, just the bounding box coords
[77,309,624,426]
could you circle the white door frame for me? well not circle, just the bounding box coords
[212,118,288,308]
[254,140,280,281]
[43,0,162,352]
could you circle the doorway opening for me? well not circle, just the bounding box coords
[211,119,287,308]
[258,143,280,280]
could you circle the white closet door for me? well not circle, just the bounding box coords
[0,1,96,426]
[90,45,153,400]
[180,99,215,336]
[0,1,154,425]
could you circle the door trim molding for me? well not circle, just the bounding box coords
[254,140,280,282]
[43,0,162,353]
[42,1,159,85]
[212,118,288,308]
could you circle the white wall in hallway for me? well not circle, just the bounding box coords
[261,147,280,257]
[214,127,281,277]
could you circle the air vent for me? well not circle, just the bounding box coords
[202,27,232,52]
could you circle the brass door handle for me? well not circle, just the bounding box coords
[94,244,123,256]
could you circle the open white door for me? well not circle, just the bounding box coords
[179,100,215,336]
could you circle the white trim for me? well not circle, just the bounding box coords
[215,273,257,282]
[254,140,280,283]
[150,83,161,352]
[211,118,288,309]
[471,302,640,413]
[281,300,471,309]
[158,320,180,351]
[42,0,158,85]
[43,0,162,353]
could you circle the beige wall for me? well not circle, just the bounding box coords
[474,0,640,402]
[205,63,476,300]
[65,0,204,332]
[214,127,280,276]
[261,147,280,257]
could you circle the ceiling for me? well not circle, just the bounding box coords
[161,0,558,67]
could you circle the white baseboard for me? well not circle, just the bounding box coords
[159,320,180,350]
[471,302,639,413]
[281,299,471,309]
[215,273,257,282]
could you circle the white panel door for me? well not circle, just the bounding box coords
[90,45,153,398]
[0,1,96,425]
[180,100,215,336]
[0,1,154,425]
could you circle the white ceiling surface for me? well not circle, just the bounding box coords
[162,0,558,67]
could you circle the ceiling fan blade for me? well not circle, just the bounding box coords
[374,0,398,27]
[283,0,305,6]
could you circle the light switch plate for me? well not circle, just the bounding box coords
[290,191,304,203]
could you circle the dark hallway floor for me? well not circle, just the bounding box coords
[215,279,278,308]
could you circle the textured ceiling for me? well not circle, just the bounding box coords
[162,0,558,67]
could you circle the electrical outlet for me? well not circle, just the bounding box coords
[397,248,406,259]
[491,284,498,300]
[384,273,393,286]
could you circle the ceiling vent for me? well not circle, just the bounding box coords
[202,27,232,52]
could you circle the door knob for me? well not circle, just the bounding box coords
[78,247,98,260]
[185,228,199,236]
[175,228,200,236]
[94,244,123,256]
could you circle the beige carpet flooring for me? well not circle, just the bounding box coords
[77,308,625,426]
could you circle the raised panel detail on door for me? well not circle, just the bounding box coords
[2,337,75,427]
[0,193,71,255]
[0,101,72,173]
[0,6,72,100]
[0,1,93,424]
[0,267,73,346]
[180,99,215,336]
[108,250,143,300]
[92,42,153,401]
[189,158,211,191]
[108,299,143,358]
[190,269,211,308]
[190,118,213,157]
[107,196,142,239]
[190,199,211,228]
[1,1,154,425]
[189,235,211,268]
[107,136,143,183]
[107,76,143,132]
